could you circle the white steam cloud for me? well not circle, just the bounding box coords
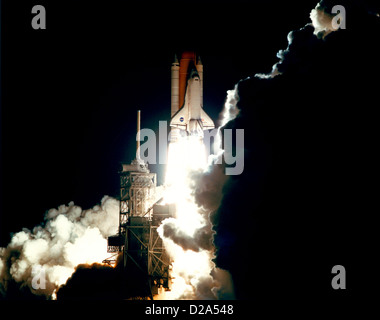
[219,84,240,127]
[310,3,336,39]
[0,196,119,299]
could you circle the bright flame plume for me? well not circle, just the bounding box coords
[157,134,221,299]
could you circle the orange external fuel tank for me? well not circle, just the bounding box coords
[178,51,197,109]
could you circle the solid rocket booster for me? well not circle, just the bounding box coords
[170,51,214,137]
[171,55,180,117]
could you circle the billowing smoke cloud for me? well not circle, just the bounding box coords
[0,196,119,299]
[256,0,344,79]
[219,85,240,127]
[310,2,337,38]
[211,0,379,302]
[192,165,229,213]
[161,218,214,252]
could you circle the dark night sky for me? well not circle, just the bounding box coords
[1,0,379,307]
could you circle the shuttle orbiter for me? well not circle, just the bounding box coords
[170,51,215,138]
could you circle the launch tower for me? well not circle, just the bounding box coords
[104,111,172,299]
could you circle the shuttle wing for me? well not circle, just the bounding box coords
[170,105,188,130]
[200,108,215,130]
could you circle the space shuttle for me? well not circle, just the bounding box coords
[170,51,215,138]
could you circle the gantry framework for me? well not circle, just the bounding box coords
[104,159,172,298]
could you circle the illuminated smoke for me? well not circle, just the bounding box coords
[0,196,119,299]
[256,1,341,79]
[219,85,240,127]
[310,2,336,39]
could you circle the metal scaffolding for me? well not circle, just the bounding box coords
[103,110,173,298]
[104,158,173,298]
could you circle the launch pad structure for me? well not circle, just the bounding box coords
[103,111,173,299]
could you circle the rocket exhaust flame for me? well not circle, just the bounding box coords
[157,136,224,299]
